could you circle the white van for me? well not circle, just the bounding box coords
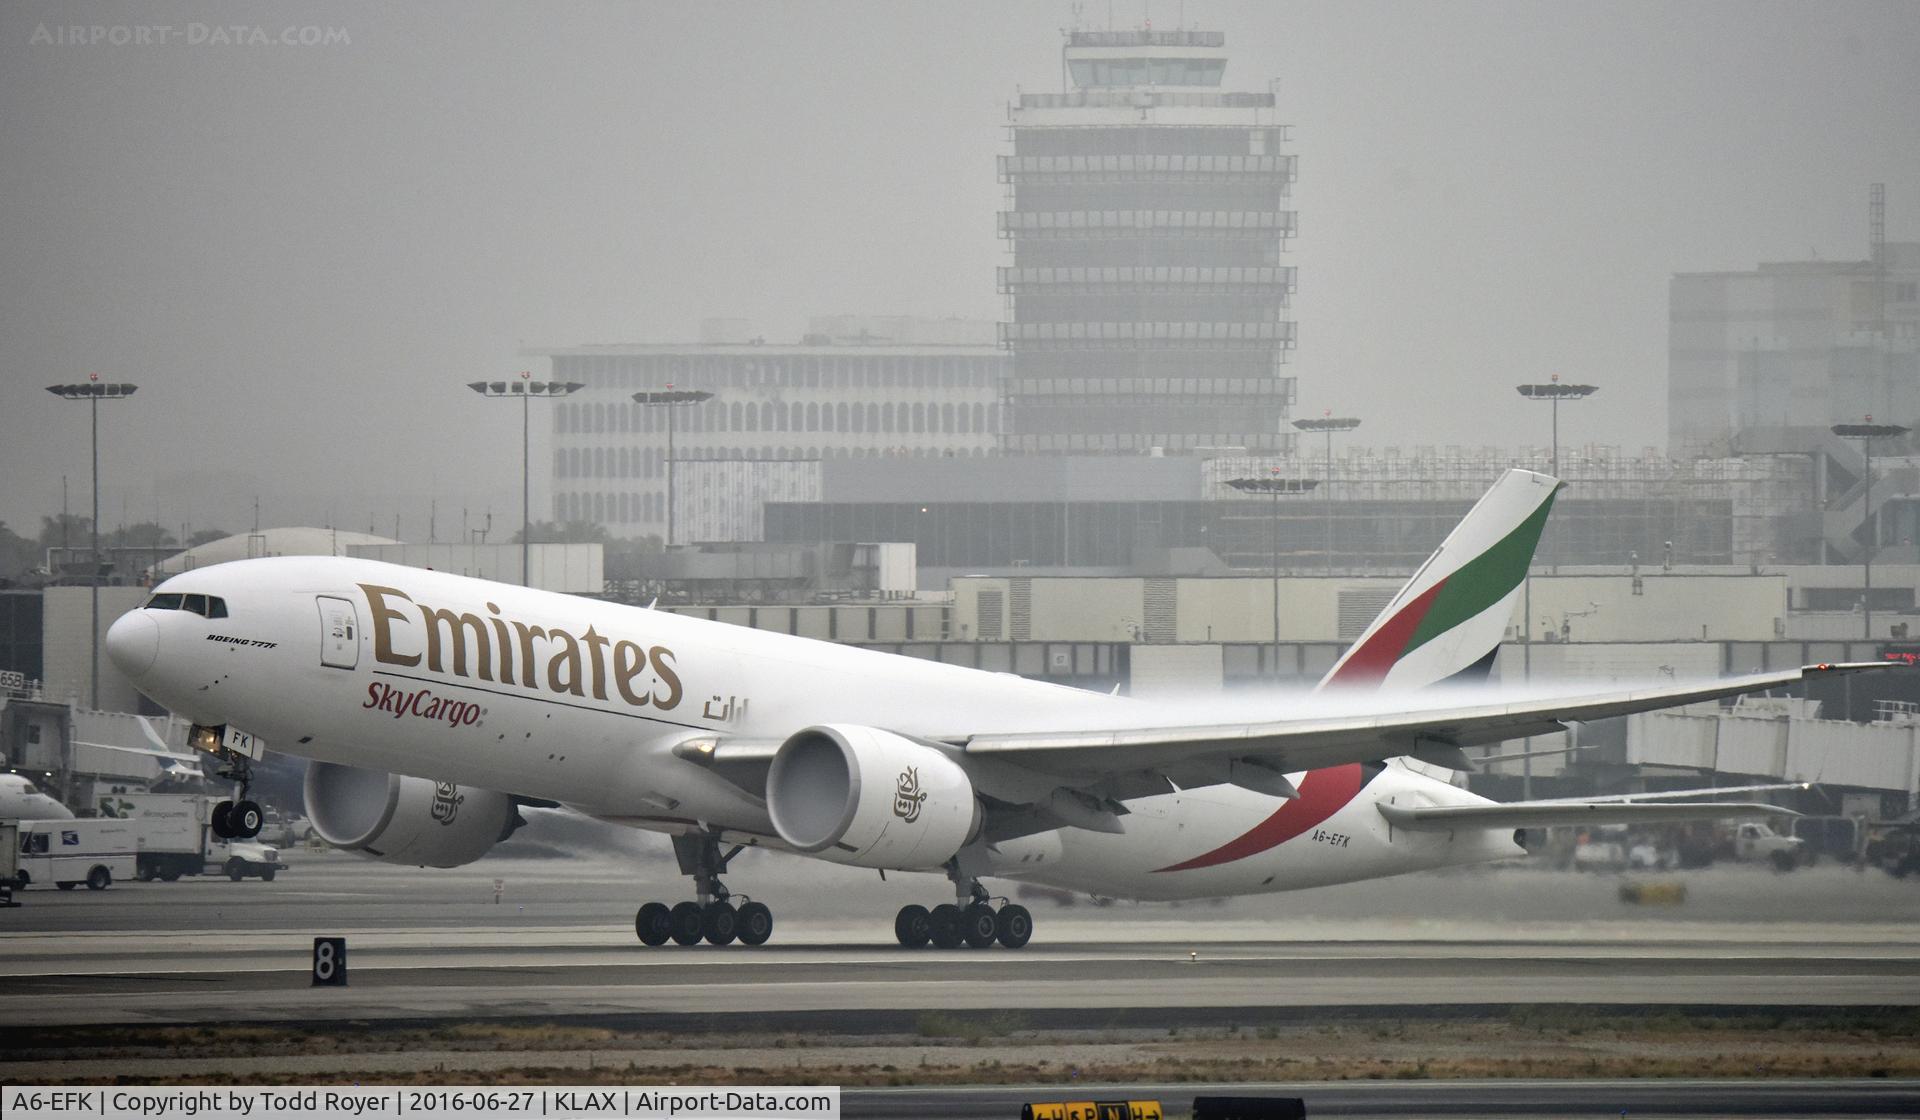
[13,819,138,890]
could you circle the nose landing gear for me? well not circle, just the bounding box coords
[208,752,263,840]
[633,833,775,948]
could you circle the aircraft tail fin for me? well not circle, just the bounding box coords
[1317,469,1561,691]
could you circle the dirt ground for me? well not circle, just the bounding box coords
[5,1009,1919,1086]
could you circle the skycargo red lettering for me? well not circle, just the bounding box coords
[360,584,682,711]
[363,681,481,728]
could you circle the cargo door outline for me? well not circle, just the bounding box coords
[318,596,360,669]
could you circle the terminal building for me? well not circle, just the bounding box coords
[533,316,1008,544]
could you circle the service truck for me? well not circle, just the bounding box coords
[12,818,137,890]
[1729,821,1806,870]
[97,792,283,881]
[0,823,18,905]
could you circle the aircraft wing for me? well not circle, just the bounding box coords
[958,662,1881,781]
[1378,799,1794,832]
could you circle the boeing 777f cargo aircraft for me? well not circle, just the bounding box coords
[105,470,1869,949]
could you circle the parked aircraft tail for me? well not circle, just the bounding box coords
[1317,468,1561,691]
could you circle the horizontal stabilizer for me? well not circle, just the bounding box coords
[1378,799,1796,832]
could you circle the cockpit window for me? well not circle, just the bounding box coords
[145,593,228,617]
[19,781,39,796]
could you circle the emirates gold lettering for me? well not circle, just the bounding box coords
[358,584,680,710]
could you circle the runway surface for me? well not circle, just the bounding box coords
[5,848,1920,1027]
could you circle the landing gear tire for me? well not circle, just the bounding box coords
[636,902,673,946]
[928,903,963,949]
[736,901,773,946]
[211,800,233,839]
[961,903,998,948]
[702,901,738,946]
[995,904,1033,949]
[668,901,705,946]
[229,800,264,839]
[895,904,932,948]
[85,867,112,891]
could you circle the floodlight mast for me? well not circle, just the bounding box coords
[1292,414,1361,573]
[467,374,586,586]
[1226,474,1318,679]
[44,377,137,709]
[632,387,715,550]
[1832,418,1911,641]
[1514,377,1596,798]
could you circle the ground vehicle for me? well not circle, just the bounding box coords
[99,793,285,881]
[1865,817,1920,878]
[12,818,137,890]
[1790,815,1864,865]
[0,823,18,905]
[1730,821,1806,871]
[219,838,280,880]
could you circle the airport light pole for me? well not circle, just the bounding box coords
[1514,378,1596,798]
[1226,472,1317,679]
[468,373,585,587]
[633,387,714,549]
[1516,376,1598,478]
[45,376,137,710]
[1832,418,1911,641]
[1292,413,1361,573]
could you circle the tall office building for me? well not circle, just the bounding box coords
[999,28,1297,455]
[1669,244,1920,456]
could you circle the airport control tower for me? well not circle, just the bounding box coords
[998,27,1297,455]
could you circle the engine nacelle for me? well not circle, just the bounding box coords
[304,761,520,868]
[766,724,980,870]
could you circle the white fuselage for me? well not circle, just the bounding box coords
[0,776,74,821]
[111,557,1520,900]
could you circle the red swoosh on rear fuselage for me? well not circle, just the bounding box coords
[1152,763,1366,873]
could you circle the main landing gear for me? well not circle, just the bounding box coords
[894,874,1032,950]
[634,833,773,948]
[209,754,263,841]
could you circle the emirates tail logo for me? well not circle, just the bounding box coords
[430,781,465,825]
[892,767,927,823]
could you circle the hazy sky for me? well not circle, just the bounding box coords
[3,1,1917,539]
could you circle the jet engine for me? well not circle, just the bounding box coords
[304,760,521,868]
[766,724,980,870]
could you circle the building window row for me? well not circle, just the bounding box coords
[552,354,1005,392]
[556,490,665,526]
[559,400,1001,437]
[555,444,1002,482]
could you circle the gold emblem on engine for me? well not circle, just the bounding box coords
[430,781,465,826]
[893,767,927,824]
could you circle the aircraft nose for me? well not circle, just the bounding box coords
[106,610,159,679]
